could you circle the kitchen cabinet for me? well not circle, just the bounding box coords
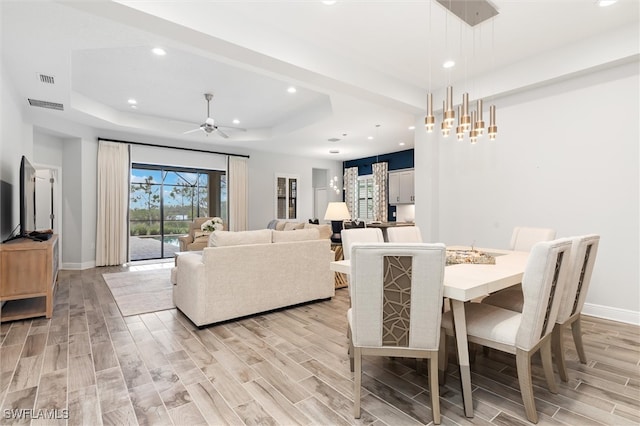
[388,170,414,204]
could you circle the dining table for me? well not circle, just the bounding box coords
[329,245,529,418]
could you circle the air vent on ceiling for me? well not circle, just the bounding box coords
[38,73,55,84]
[28,99,64,111]
[327,138,341,142]
[436,0,498,27]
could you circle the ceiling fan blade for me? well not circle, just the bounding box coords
[218,125,247,132]
[183,127,203,134]
[215,128,230,139]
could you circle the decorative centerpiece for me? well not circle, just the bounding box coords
[201,217,224,232]
[446,249,496,265]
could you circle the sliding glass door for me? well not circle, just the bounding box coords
[129,164,226,261]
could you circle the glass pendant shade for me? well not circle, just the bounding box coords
[488,104,497,140]
[475,99,485,136]
[469,110,478,144]
[441,120,450,137]
[444,86,455,127]
[425,93,435,132]
[456,105,465,140]
[460,92,471,131]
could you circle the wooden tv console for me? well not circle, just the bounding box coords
[0,235,59,322]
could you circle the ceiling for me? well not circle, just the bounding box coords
[2,0,638,160]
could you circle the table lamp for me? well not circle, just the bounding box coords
[324,202,351,243]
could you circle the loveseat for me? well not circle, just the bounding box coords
[173,228,334,327]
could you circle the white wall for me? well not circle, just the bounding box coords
[0,60,31,240]
[247,150,342,230]
[415,60,640,323]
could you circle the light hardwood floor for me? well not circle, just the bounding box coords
[1,264,639,425]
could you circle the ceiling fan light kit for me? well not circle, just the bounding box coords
[183,93,231,138]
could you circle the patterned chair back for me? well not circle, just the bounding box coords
[556,235,600,323]
[350,243,446,350]
[516,238,572,350]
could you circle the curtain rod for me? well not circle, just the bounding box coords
[98,138,250,158]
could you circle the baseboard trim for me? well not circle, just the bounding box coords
[583,303,640,326]
[61,261,96,271]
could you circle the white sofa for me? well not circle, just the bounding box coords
[174,228,335,327]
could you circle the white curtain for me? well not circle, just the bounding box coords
[228,156,248,231]
[372,162,388,222]
[344,166,358,219]
[96,141,130,266]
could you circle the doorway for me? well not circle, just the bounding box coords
[34,165,62,265]
[129,164,226,261]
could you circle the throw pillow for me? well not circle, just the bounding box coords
[209,229,273,247]
[193,231,211,244]
[272,228,320,243]
[303,223,332,240]
[283,222,305,231]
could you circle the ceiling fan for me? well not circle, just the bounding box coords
[184,93,233,138]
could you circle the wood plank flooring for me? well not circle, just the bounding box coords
[1,264,639,425]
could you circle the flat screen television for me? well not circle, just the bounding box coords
[19,155,37,237]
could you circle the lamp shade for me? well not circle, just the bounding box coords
[324,202,351,221]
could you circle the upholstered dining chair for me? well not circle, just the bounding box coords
[348,242,446,424]
[386,226,423,243]
[510,226,557,251]
[441,238,572,423]
[341,228,384,260]
[479,226,559,312]
[482,234,600,382]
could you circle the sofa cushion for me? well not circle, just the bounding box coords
[283,222,305,231]
[303,223,332,240]
[275,221,287,231]
[193,231,211,244]
[209,229,273,247]
[272,228,320,243]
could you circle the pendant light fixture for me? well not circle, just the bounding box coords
[425,1,498,143]
[425,93,435,132]
[456,105,465,140]
[488,105,497,140]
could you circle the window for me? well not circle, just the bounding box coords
[129,164,226,260]
[275,175,298,220]
[357,175,374,221]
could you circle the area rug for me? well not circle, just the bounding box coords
[102,269,174,317]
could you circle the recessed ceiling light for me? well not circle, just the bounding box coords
[329,149,340,154]
[408,126,415,130]
[443,60,455,69]
[232,119,240,124]
[367,136,373,140]
[597,0,617,6]
[127,98,137,105]
[322,1,337,5]
[151,47,166,56]
[399,142,406,146]
[287,86,297,93]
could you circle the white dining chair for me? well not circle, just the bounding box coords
[341,228,384,260]
[510,226,557,251]
[483,234,600,382]
[480,226,559,313]
[441,238,572,423]
[348,242,446,424]
[386,226,423,243]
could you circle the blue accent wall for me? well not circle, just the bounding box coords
[343,149,414,222]
[343,148,414,175]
